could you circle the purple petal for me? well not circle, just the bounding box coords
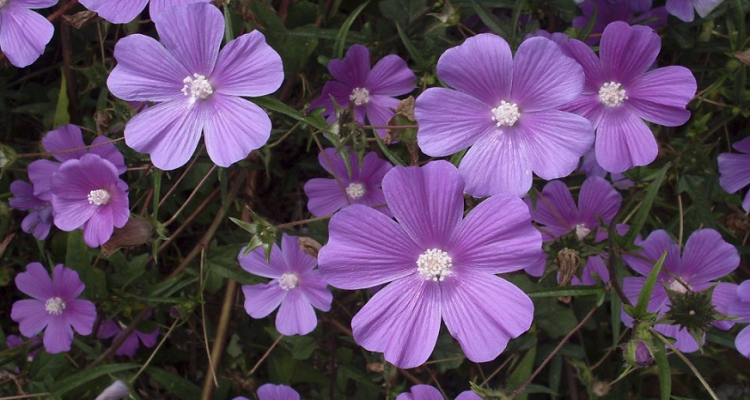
[655,323,701,353]
[577,255,610,285]
[442,271,533,362]
[52,264,85,300]
[280,234,317,274]
[28,159,60,202]
[42,125,87,162]
[136,328,159,348]
[98,320,120,339]
[738,280,750,302]
[115,331,140,357]
[149,0,212,18]
[275,289,318,335]
[43,316,74,354]
[83,210,116,247]
[152,2,222,76]
[124,99,203,171]
[718,152,750,194]
[11,0,57,6]
[450,195,542,274]
[415,87,496,157]
[0,4,54,68]
[728,299,750,323]
[212,30,283,97]
[456,391,483,400]
[242,283,286,319]
[561,39,605,93]
[317,147,354,179]
[107,34,188,102]
[511,37,584,111]
[89,137,127,175]
[329,45,370,88]
[25,211,53,240]
[304,178,349,217]
[737,326,750,358]
[459,128,532,197]
[238,243,285,279]
[78,0,148,23]
[365,95,399,138]
[396,386,442,400]
[10,180,46,210]
[578,176,622,227]
[15,262,54,300]
[560,95,605,131]
[298,271,332,312]
[666,0,695,21]
[530,180,578,237]
[351,275,441,368]
[622,277,670,315]
[203,94,271,167]
[257,384,300,400]
[359,152,393,185]
[383,161,464,248]
[308,81,352,120]
[623,230,681,277]
[318,205,421,289]
[11,299,49,337]
[680,229,739,283]
[712,282,738,330]
[436,33,512,105]
[600,22,660,84]
[366,55,416,96]
[628,66,695,126]
[595,107,657,173]
[693,0,723,17]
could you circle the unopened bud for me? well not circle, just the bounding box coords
[592,381,611,396]
[366,362,385,373]
[298,237,322,258]
[624,340,654,368]
[101,216,153,256]
[556,248,581,303]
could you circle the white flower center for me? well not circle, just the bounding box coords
[278,273,299,290]
[182,73,214,102]
[665,279,690,294]
[349,87,370,106]
[598,81,627,107]
[575,224,591,240]
[417,249,453,282]
[346,182,366,200]
[87,189,111,205]
[45,297,66,315]
[0,0,8,9]
[491,101,520,127]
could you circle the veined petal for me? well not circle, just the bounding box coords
[52,264,85,300]
[530,180,578,236]
[365,95,399,139]
[578,176,622,227]
[79,0,149,23]
[680,229,739,283]
[0,5,53,68]
[42,125,87,162]
[203,95,271,167]
[561,39,605,92]
[83,209,115,247]
[15,262,54,301]
[736,327,750,358]
[693,0,724,17]
[149,0,212,18]
[89,137,127,175]
[600,22,660,85]
[242,283,286,318]
[329,45,370,88]
[655,323,702,353]
[276,289,318,335]
[11,299,49,337]
[712,282,738,330]
[303,178,349,217]
[65,299,96,335]
[28,159,59,201]
[238,243,285,279]
[280,233,317,274]
[628,66,696,126]
[43,316,74,354]
[666,0,695,21]
[595,107,657,173]
[12,0,58,7]
[367,55,416,96]
[298,271,332,312]
[212,30,283,97]
[718,153,750,193]
[153,2,222,76]
[396,386,443,400]
[623,230,681,278]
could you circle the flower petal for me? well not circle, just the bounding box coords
[89,137,127,175]
[595,107,657,173]
[397,386,443,400]
[304,178,348,217]
[441,271,533,363]
[52,264,85,300]
[65,299,96,335]
[298,271,332,312]
[275,289,318,335]
[83,209,115,247]
[238,243,285,279]
[655,323,702,353]
[257,384,300,400]
[736,326,750,358]
[718,153,750,194]
[280,234,317,274]
[459,128,533,198]
[15,262,54,301]
[627,66,695,126]
[43,316,74,354]
[78,0,148,23]
[365,95,399,138]
[366,55,416,96]
[329,45,370,88]
[212,30,283,97]
[11,299,49,337]
[578,176,622,227]
[623,230,681,278]
[530,180,578,237]
[562,39,604,92]
[203,95,271,167]
[352,275,441,368]
[149,0,211,18]
[712,282,738,330]
[665,0,695,22]
[680,229,739,283]
[0,5,53,68]
[600,22,660,84]
[242,283,286,319]
[28,159,60,201]
[42,125,87,162]
[152,2,222,75]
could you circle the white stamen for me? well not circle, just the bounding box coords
[87,189,111,206]
[346,182,366,200]
[575,224,591,240]
[182,73,214,103]
[349,87,370,106]
[417,249,453,282]
[665,279,690,294]
[45,297,66,315]
[491,101,520,127]
[598,81,627,107]
[278,273,299,290]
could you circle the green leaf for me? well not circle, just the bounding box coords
[525,285,605,298]
[65,231,107,299]
[507,346,537,400]
[396,22,426,68]
[379,0,426,26]
[50,363,139,395]
[372,128,406,166]
[147,367,201,400]
[229,217,257,234]
[577,5,598,41]
[622,163,670,246]
[632,250,667,319]
[471,2,509,38]
[53,72,69,128]
[252,96,330,132]
[333,1,370,59]
[653,338,671,400]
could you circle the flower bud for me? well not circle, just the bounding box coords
[624,340,654,368]
[298,237,322,258]
[101,216,153,256]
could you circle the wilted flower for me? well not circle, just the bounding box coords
[238,234,332,336]
[9,180,53,240]
[396,385,481,400]
[665,0,724,22]
[11,263,97,354]
[308,45,417,138]
[718,136,750,212]
[622,229,739,352]
[303,148,393,217]
[51,154,130,248]
[107,3,283,170]
[98,319,159,357]
[318,161,541,368]
[234,383,300,400]
[79,0,210,23]
[415,34,593,197]
[0,0,56,67]
[562,22,697,173]
[572,0,668,45]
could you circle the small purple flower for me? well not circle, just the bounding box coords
[396,385,481,400]
[562,22,697,173]
[415,34,593,197]
[28,124,126,202]
[573,0,668,45]
[79,0,210,24]
[525,176,622,279]
[622,229,739,352]
[665,0,724,22]
[10,263,97,354]
[318,161,541,368]
[107,3,283,170]
[0,0,55,68]
[94,380,130,400]
[308,44,417,138]
[238,234,332,336]
[234,383,300,400]
[729,281,750,358]
[303,148,393,217]
[718,137,750,212]
[9,180,53,240]
[4,334,41,361]
[51,154,130,248]
[97,319,159,357]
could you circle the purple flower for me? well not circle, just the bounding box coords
[28,124,126,202]
[4,334,41,361]
[308,45,417,138]
[97,319,159,357]
[318,161,541,368]
[573,0,668,45]
[0,0,55,68]
[107,3,283,170]
[562,22,697,173]
[579,149,632,187]
[525,30,571,46]
[665,0,724,22]
[525,176,622,279]
[94,381,130,400]
[79,0,210,24]
[9,180,53,240]
[729,281,750,358]
[234,383,300,400]
[718,137,750,212]
[634,340,654,366]
[238,234,332,336]
[396,385,481,400]
[10,263,97,354]
[621,229,739,352]
[415,34,593,197]
[303,148,393,217]
[51,154,130,248]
